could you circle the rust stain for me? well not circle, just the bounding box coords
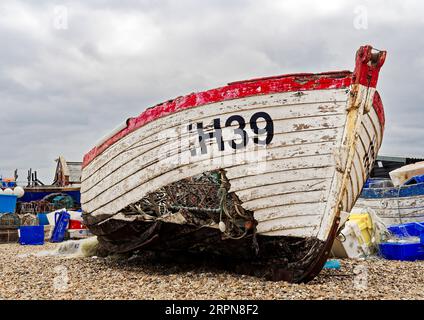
[319,105,337,113]
[321,135,335,141]
[291,139,307,144]
[293,123,311,131]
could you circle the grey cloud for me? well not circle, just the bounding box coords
[1,0,424,182]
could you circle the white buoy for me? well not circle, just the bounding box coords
[13,186,25,198]
[219,221,226,233]
[4,188,13,195]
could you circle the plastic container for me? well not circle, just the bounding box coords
[68,219,86,230]
[19,226,45,245]
[37,213,50,226]
[0,194,17,213]
[50,211,70,243]
[332,211,377,259]
[379,242,424,261]
[348,213,373,246]
[388,222,424,240]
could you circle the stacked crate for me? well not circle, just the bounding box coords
[0,194,19,243]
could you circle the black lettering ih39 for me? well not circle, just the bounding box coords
[188,111,274,156]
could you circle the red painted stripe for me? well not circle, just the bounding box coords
[83,72,352,167]
[372,91,385,131]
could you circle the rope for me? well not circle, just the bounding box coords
[217,170,250,240]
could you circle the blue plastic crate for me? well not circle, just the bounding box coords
[0,194,17,213]
[388,222,424,241]
[379,242,424,261]
[19,226,45,245]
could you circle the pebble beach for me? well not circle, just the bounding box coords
[1,243,423,300]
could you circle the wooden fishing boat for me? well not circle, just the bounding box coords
[355,170,424,226]
[81,45,386,282]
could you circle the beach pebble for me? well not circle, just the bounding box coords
[1,243,423,300]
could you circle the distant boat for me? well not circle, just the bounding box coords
[13,156,82,210]
[355,162,424,225]
[81,45,386,283]
[18,186,80,205]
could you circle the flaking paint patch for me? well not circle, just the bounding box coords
[321,135,335,141]
[293,124,312,131]
[318,105,338,113]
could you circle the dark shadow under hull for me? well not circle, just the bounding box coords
[83,215,340,283]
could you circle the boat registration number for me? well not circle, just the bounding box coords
[188,111,274,155]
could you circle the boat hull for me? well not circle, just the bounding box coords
[81,45,386,282]
[355,183,424,226]
[18,187,81,204]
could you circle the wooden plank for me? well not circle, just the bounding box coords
[254,202,327,222]
[225,153,335,180]
[356,194,424,209]
[235,177,329,202]
[350,152,363,202]
[258,225,318,237]
[256,214,321,234]
[241,190,327,211]
[228,166,334,193]
[356,198,424,211]
[364,108,382,147]
[362,207,424,217]
[346,173,354,213]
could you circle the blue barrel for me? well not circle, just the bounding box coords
[50,211,70,243]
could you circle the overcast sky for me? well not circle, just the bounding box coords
[1,0,424,183]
